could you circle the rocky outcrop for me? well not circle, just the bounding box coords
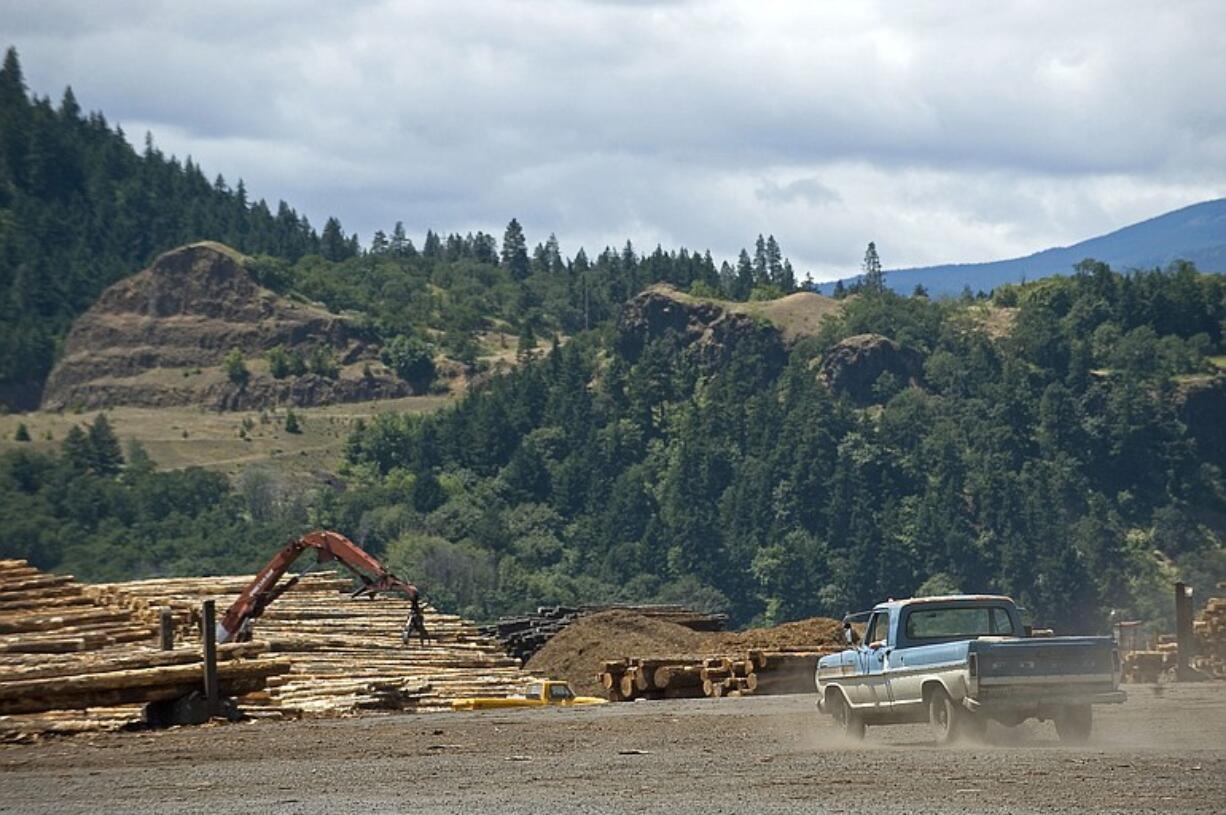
[41,242,406,410]
[817,334,924,403]
[615,285,786,372]
[1173,375,1226,465]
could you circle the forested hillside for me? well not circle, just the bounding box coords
[0,46,797,408]
[336,261,1226,629]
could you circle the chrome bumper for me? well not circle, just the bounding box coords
[964,689,1126,711]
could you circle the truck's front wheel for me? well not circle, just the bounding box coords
[830,692,865,741]
[1055,704,1092,744]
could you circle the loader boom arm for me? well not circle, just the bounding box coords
[217,530,420,644]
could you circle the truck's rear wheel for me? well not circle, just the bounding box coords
[928,688,979,744]
[830,692,864,741]
[1055,704,1092,744]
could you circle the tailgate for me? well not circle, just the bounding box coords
[975,637,1117,691]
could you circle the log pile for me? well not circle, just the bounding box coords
[0,560,286,741]
[483,604,728,663]
[98,572,532,717]
[596,647,838,702]
[1192,596,1226,679]
[0,559,156,654]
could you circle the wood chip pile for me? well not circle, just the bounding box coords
[1193,595,1226,679]
[482,604,728,664]
[94,572,531,717]
[0,560,286,742]
[598,647,839,702]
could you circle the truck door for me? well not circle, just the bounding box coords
[860,611,892,708]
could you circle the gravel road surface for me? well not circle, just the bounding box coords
[1,683,1223,814]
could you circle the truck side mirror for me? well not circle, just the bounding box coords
[844,622,859,645]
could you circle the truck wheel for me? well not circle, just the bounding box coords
[1055,704,1092,744]
[830,692,865,741]
[928,688,974,744]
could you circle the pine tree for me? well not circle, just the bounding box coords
[320,217,349,262]
[734,249,755,300]
[501,219,529,280]
[13,423,30,442]
[284,409,302,434]
[862,242,885,295]
[766,235,784,286]
[61,425,92,472]
[86,414,124,476]
[753,234,769,286]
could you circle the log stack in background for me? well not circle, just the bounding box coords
[1192,594,1226,680]
[482,604,728,664]
[597,647,839,702]
[94,572,531,717]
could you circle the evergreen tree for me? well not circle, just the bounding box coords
[861,242,885,294]
[501,219,529,280]
[13,423,30,442]
[86,414,123,476]
[283,409,302,434]
[320,217,349,261]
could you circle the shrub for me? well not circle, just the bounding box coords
[381,335,436,392]
[223,349,249,386]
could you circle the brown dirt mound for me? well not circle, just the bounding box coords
[524,611,841,695]
[709,617,843,651]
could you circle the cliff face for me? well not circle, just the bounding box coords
[42,242,409,410]
[615,285,787,372]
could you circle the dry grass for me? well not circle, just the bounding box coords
[0,395,452,480]
[647,284,843,342]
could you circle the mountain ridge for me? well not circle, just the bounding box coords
[818,198,1226,296]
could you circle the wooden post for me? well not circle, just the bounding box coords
[159,607,174,651]
[202,600,219,714]
[1175,582,1195,681]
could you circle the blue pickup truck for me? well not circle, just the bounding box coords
[815,595,1125,743]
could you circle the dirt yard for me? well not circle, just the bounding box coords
[1,683,1223,814]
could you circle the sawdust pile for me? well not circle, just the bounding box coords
[525,610,841,695]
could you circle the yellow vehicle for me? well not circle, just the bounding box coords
[451,680,607,711]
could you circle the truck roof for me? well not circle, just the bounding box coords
[873,594,1014,611]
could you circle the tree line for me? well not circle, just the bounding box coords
[0,46,798,404]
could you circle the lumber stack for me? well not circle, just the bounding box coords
[0,559,157,653]
[597,647,839,702]
[1192,596,1226,679]
[0,560,287,741]
[101,572,531,717]
[483,604,728,663]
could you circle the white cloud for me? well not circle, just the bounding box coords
[4,0,1224,280]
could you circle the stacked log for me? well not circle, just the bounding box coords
[1192,596,1226,679]
[0,560,285,741]
[596,646,839,702]
[101,572,531,717]
[0,560,157,654]
[482,604,728,663]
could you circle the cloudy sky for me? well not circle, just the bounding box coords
[5,1,1225,279]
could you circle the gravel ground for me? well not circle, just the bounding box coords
[1,683,1223,814]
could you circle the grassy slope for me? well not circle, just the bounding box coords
[0,395,451,481]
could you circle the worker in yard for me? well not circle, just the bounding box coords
[402,594,430,646]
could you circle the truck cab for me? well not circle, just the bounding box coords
[816,595,1124,743]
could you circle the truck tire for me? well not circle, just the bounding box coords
[830,691,865,741]
[928,687,979,744]
[1055,704,1092,744]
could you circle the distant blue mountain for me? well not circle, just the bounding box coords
[816,198,1226,297]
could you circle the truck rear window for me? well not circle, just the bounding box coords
[904,606,1015,640]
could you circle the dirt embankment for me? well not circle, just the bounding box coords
[524,610,841,695]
